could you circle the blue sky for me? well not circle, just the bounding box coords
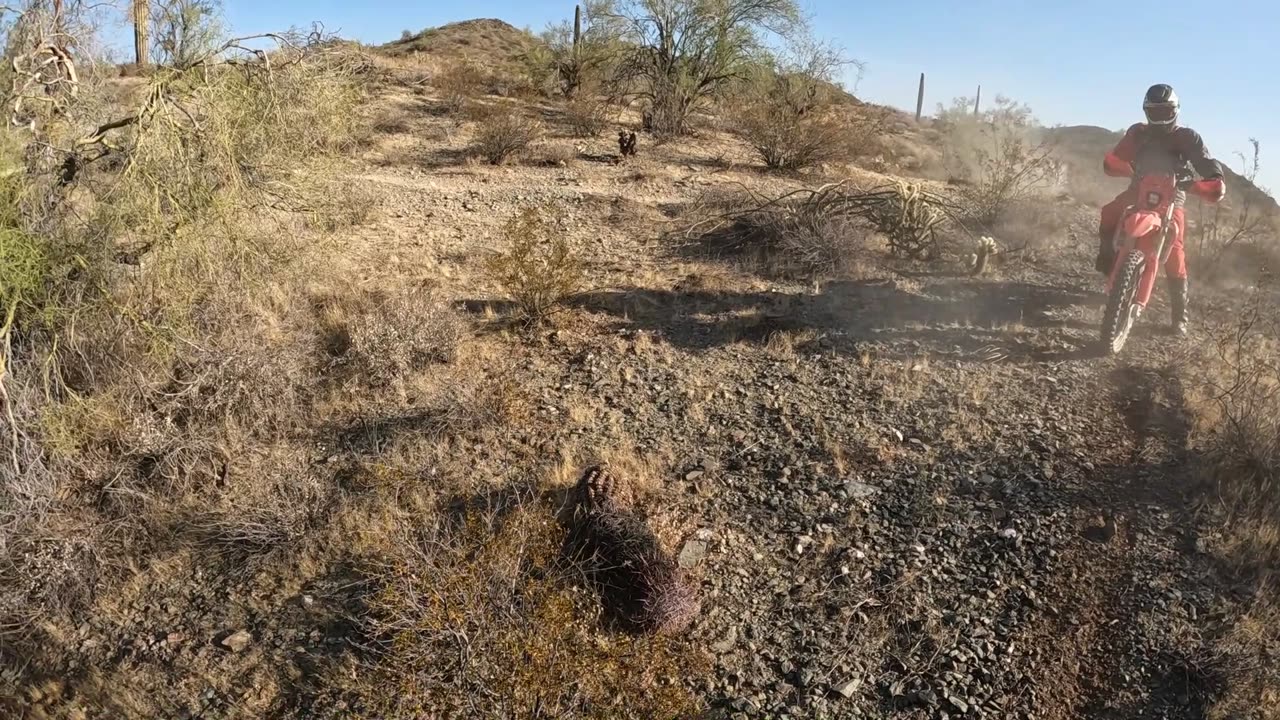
[163,1,1280,190]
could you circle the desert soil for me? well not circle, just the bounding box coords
[8,71,1263,720]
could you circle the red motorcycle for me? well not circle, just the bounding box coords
[1100,172,1219,354]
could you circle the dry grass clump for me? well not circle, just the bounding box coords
[485,205,585,321]
[356,492,707,719]
[471,106,544,164]
[176,445,329,553]
[317,286,467,387]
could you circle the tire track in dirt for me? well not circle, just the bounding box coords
[1018,352,1216,719]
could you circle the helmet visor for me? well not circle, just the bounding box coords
[1145,104,1177,124]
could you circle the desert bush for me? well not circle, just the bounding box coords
[693,197,873,277]
[485,205,584,320]
[771,209,871,275]
[0,22,370,647]
[434,60,487,113]
[524,2,620,100]
[1182,289,1280,717]
[684,181,959,273]
[1191,139,1280,283]
[565,89,612,137]
[471,107,544,164]
[1187,292,1280,583]
[937,95,1064,225]
[734,96,853,171]
[729,42,872,171]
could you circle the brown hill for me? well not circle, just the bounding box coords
[383,18,535,67]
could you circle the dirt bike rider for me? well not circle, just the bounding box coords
[1096,84,1227,336]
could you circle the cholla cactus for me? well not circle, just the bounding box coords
[970,235,999,276]
[565,466,701,635]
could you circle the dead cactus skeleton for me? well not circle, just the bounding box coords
[680,179,969,262]
[969,235,999,275]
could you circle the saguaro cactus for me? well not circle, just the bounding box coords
[915,73,925,122]
[132,0,149,67]
[562,4,583,98]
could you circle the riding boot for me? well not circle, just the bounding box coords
[1169,277,1189,336]
[1095,229,1114,274]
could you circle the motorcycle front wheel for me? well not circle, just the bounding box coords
[1100,250,1146,354]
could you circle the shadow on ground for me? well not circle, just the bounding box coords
[537,277,1111,363]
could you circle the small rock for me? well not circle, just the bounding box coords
[833,677,862,698]
[220,630,253,653]
[679,539,708,569]
[844,480,879,499]
[685,469,705,481]
[712,627,738,654]
[998,528,1019,540]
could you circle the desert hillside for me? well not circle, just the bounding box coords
[2,11,1279,720]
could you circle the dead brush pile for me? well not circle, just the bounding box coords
[1182,288,1280,716]
[0,26,379,675]
[679,180,964,276]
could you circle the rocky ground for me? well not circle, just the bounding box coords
[8,62,1269,720]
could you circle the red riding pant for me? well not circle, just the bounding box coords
[1099,189,1187,279]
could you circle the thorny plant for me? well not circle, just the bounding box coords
[485,205,586,322]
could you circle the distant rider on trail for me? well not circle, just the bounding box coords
[1096,84,1227,336]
